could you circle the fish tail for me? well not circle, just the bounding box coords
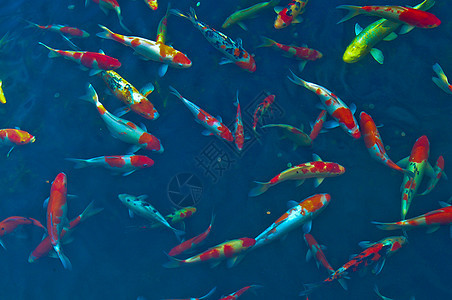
[257,36,277,48]
[168,86,185,101]
[38,42,59,58]
[65,158,89,169]
[299,281,325,296]
[80,201,104,221]
[117,15,131,33]
[162,252,184,268]
[336,5,362,24]
[169,8,193,22]
[371,221,402,231]
[248,181,271,197]
[287,69,308,88]
[432,63,448,82]
[172,227,186,240]
[79,84,99,106]
[199,287,217,300]
[23,19,39,29]
[96,24,116,40]
[29,218,46,230]
[55,246,72,270]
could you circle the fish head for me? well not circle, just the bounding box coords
[274,12,290,29]
[410,135,429,163]
[343,42,368,64]
[7,129,36,145]
[139,133,164,153]
[118,194,135,206]
[130,155,154,168]
[172,52,192,68]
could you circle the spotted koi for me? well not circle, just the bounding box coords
[274,0,308,29]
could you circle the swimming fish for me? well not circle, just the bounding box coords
[432,63,452,94]
[274,0,308,29]
[66,155,154,176]
[0,216,45,249]
[0,128,35,157]
[25,21,90,38]
[156,3,170,44]
[86,0,131,32]
[218,285,262,300]
[309,110,327,141]
[233,91,245,151]
[222,0,280,30]
[418,156,447,196]
[304,233,334,275]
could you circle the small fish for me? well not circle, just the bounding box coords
[432,63,452,95]
[25,21,90,38]
[156,3,170,43]
[0,216,45,249]
[337,5,441,33]
[96,25,192,71]
[46,173,72,270]
[170,8,256,72]
[162,287,217,300]
[0,79,5,104]
[168,214,214,256]
[274,0,308,29]
[252,194,331,250]
[29,201,103,263]
[419,156,447,196]
[288,70,360,139]
[0,128,35,157]
[309,110,327,141]
[233,91,245,151]
[261,123,312,149]
[163,237,256,268]
[100,70,159,120]
[218,285,262,300]
[66,155,154,176]
[373,201,452,235]
[169,86,233,142]
[222,0,281,30]
[300,236,407,296]
[39,43,121,76]
[144,0,158,11]
[359,111,413,176]
[397,135,434,219]
[252,94,275,134]
[80,84,163,153]
[249,154,344,197]
[86,0,131,32]
[304,233,334,275]
[118,194,184,239]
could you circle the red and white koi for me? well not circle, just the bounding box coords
[169,86,233,142]
[0,216,45,249]
[144,0,158,11]
[96,25,192,71]
[170,8,256,72]
[249,154,344,197]
[397,135,434,219]
[25,21,90,38]
[274,0,308,29]
[309,110,327,141]
[100,70,159,120]
[252,94,275,133]
[300,236,407,296]
[304,233,334,275]
[0,128,35,156]
[252,194,331,249]
[86,0,131,33]
[168,214,214,256]
[373,202,452,234]
[46,172,72,270]
[432,63,452,95]
[80,84,163,153]
[163,237,256,268]
[219,285,262,300]
[258,36,322,63]
[360,111,413,176]
[66,155,154,176]
[39,42,121,76]
[29,201,103,263]
[233,91,245,151]
[288,71,361,139]
[419,156,447,196]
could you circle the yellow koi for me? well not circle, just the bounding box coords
[222,0,280,30]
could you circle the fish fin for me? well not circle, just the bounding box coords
[0,238,6,250]
[358,241,374,248]
[425,162,435,178]
[89,69,102,76]
[80,201,104,221]
[237,22,248,31]
[323,120,339,129]
[209,260,222,268]
[162,253,184,268]
[354,23,363,35]
[399,24,415,35]
[338,278,348,290]
[248,181,270,197]
[43,197,49,209]
[56,250,72,270]
[371,221,401,231]
[201,129,214,136]
[383,32,398,41]
[303,220,312,233]
[287,69,308,88]
[295,179,305,187]
[273,6,283,14]
[292,16,303,24]
[137,195,149,201]
[442,170,448,180]
[257,36,276,48]
[79,84,99,105]
[219,58,234,65]
[113,106,131,117]
[128,209,134,218]
[227,254,245,268]
[199,287,217,300]
[298,60,307,73]
[432,63,448,81]
[305,249,312,262]
[287,200,299,208]
[118,17,132,34]
[61,33,80,50]
[432,77,452,94]
[158,64,169,77]
[65,158,89,169]
[139,83,155,97]
[336,5,361,24]
[127,144,142,154]
[349,103,357,114]
[122,170,136,176]
[6,146,14,157]
[439,201,451,208]
[299,282,325,296]
[426,225,440,234]
[312,153,323,161]
[138,122,147,131]
[372,258,386,275]
[48,250,58,258]
[396,157,410,168]
[370,48,384,64]
[313,177,325,188]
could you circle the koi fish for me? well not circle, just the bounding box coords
[80,84,163,153]
[0,216,45,249]
[100,70,159,120]
[144,0,158,11]
[309,110,327,141]
[252,94,275,134]
[261,124,312,149]
[432,63,452,94]
[66,155,154,176]
[0,79,5,104]
[288,70,361,139]
[25,21,90,38]
[219,285,262,300]
[86,0,131,33]
[39,42,121,76]
[163,237,256,268]
[373,201,452,235]
[337,5,440,33]
[156,3,170,44]
[29,201,103,263]
[300,236,407,296]
[233,91,245,151]
[143,207,197,229]
[170,8,256,72]
[96,25,191,72]
[169,86,233,142]
[168,214,214,256]
[46,172,72,270]
[304,233,334,275]
[249,154,344,197]
[222,0,281,30]
[0,128,35,156]
[162,287,217,300]
[274,0,308,29]
[397,135,434,219]
[252,194,331,250]
[118,194,184,238]
[419,156,447,196]
[360,111,413,176]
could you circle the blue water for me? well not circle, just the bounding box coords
[0,0,450,299]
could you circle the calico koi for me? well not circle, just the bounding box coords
[86,0,131,32]
[66,155,154,175]
[309,110,327,141]
[0,217,45,249]
[39,43,121,76]
[25,21,90,38]
[0,128,35,156]
[169,86,233,142]
[288,71,360,139]
[432,63,452,95]
[252,94,275,133]
[274,0,308,29]
[144,0,158,11]
[233,91,245,151]
[170,8,256,72]
[141,207,197,229]
[304,233,334,275]
[80,84,163,153]
[222,0,280,30]
[249,154,344,197]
